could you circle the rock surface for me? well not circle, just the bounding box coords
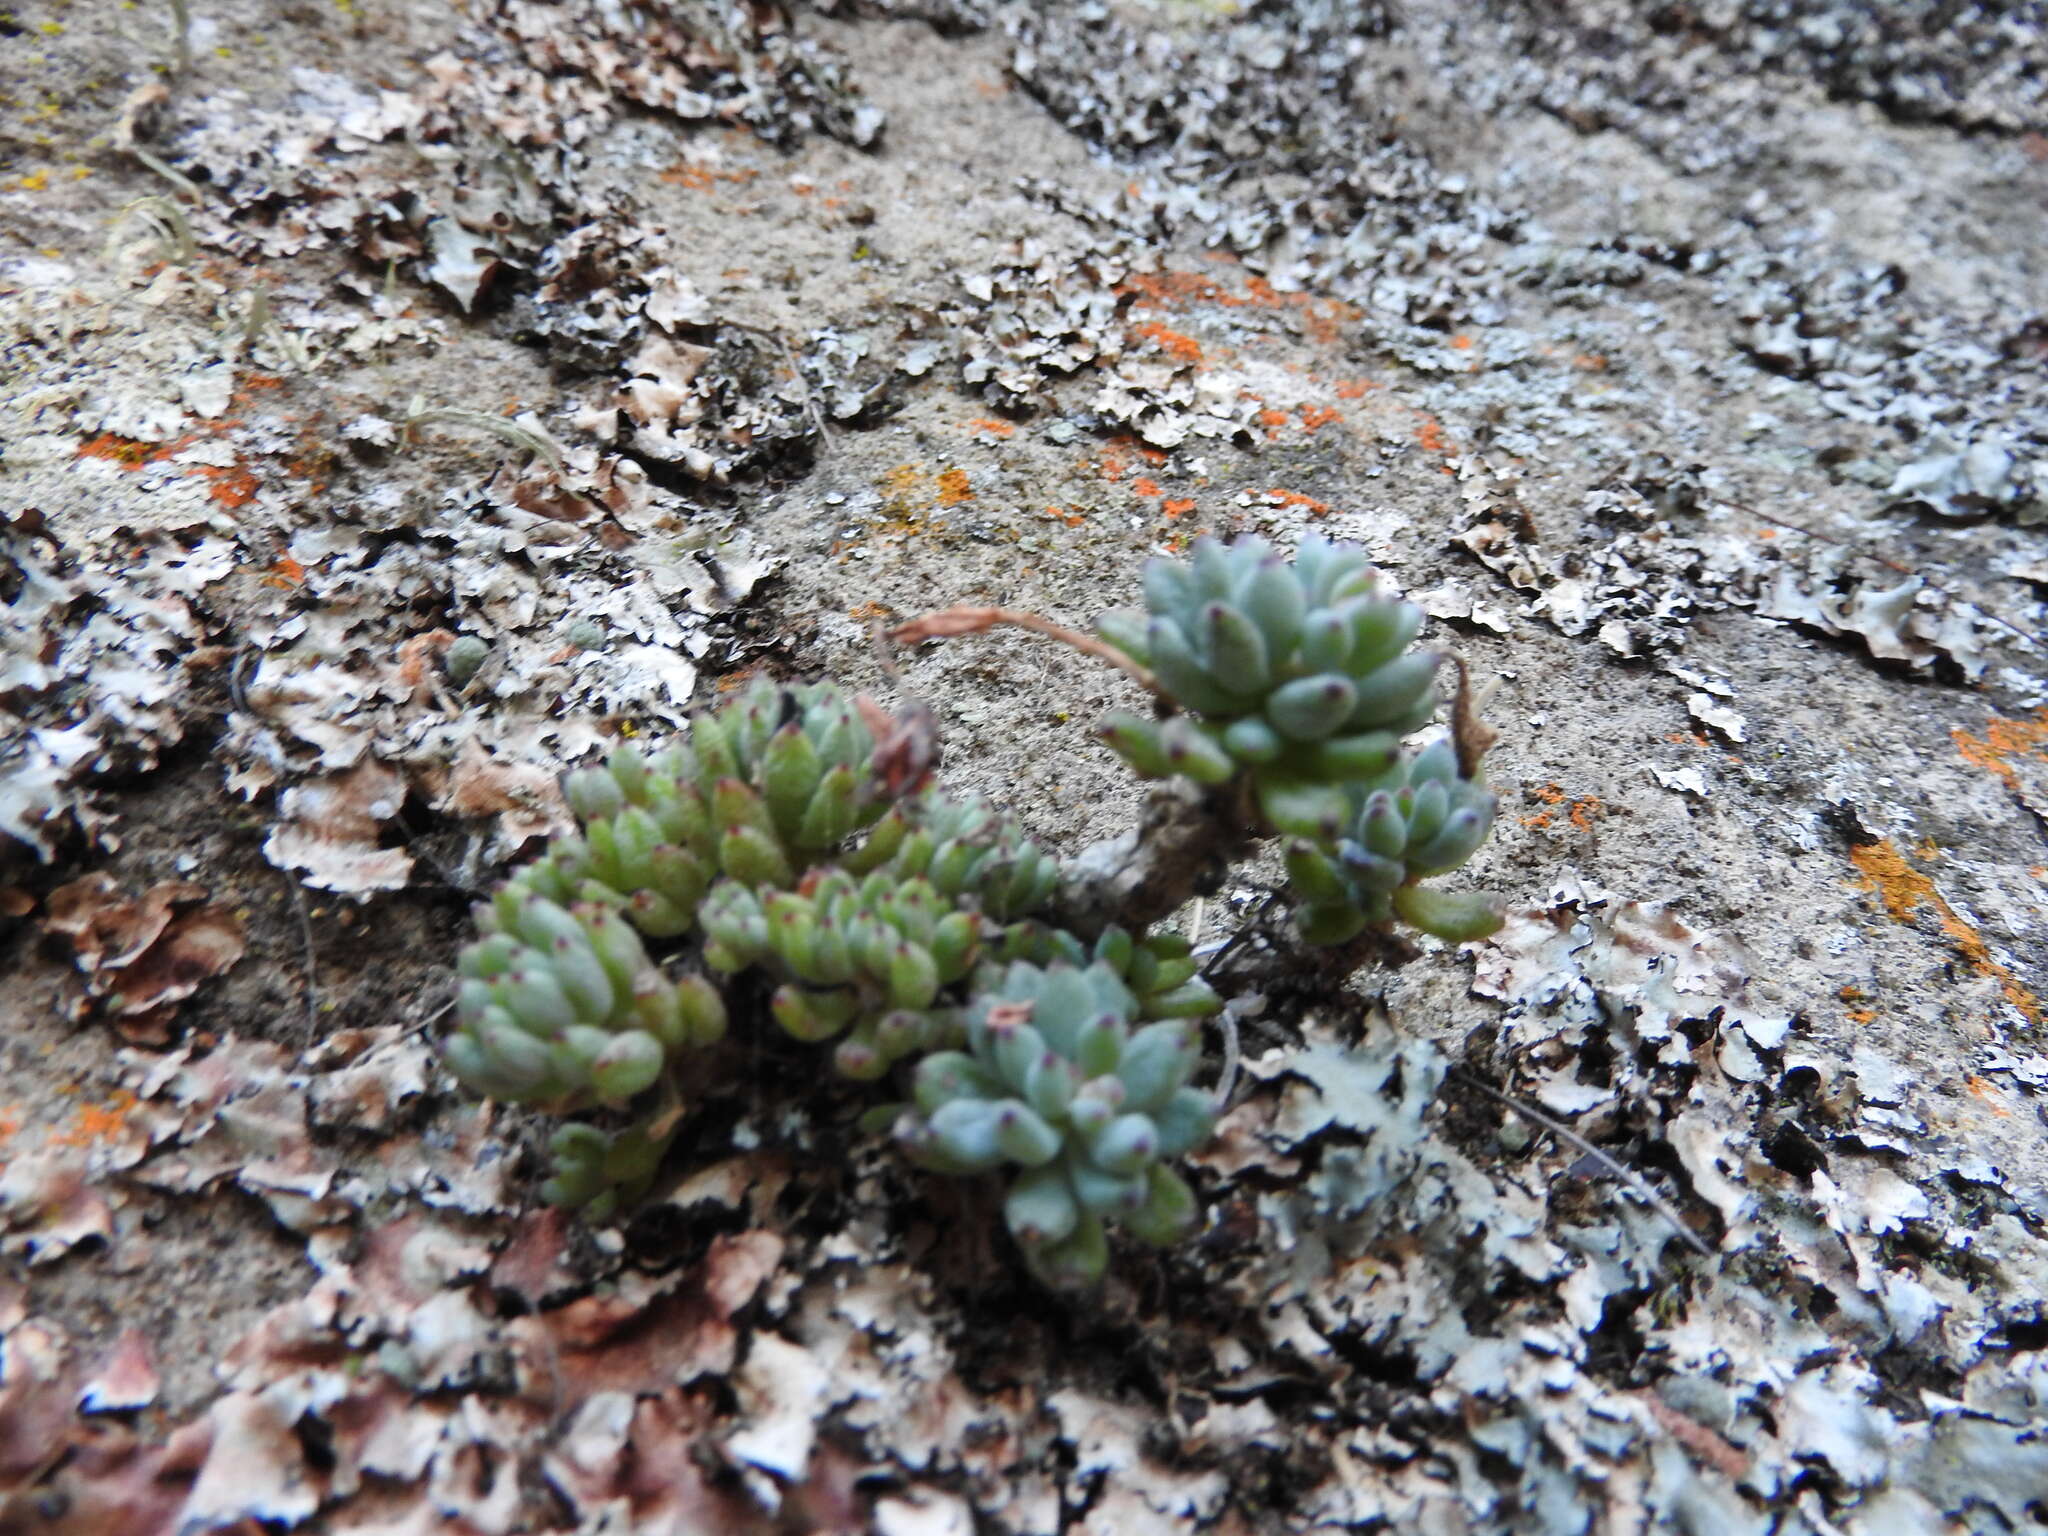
[2,2,2045,1531]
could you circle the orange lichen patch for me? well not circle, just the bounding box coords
[48,1090,139,1149]
[1116,269,1360,346]
[1043,505,1087,528]
[77,433,189,469]
[1573,354,1608,371]
[1952,710,2048,799]
[259,555,306,590]
[1756,528,1778,540]
[1449,334,1475,351]
[1092,436,1166,485]
[1848,840,2044,1028]
[1850,839,1939,925]
[1839,984,1865,1001]
[1966,1076,2014,1116]
[1846,1008,1877,1024]
[1162,498,1196,519]
[847,601,893,622]
[1256,407,1289,440]
[1520,783,1601,832]
[658,162,758,190]
[1131,320,1203,363]
[1131,477,1163,499]
[935,468,973,506]
[192,462,260,509]
[1300,298,1359,347]
[1264,488,1331,516]
[0,1107,20,1147]
[1416,417,1449,455]
[1119,270,1230,310]
[1298,404,1341,433]
[1334,379,1373,399]
[884,463,923,499]
[966,417,1015,438]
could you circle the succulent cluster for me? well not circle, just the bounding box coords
[699,866,976,1079]
[993,920,1218,1023]
[896,960,1213,1287]
[447,889,726,1109]
[1095,534,1500,944]
[442,532,1503,1277]
[516,680,896,938]
[1096,533,1436,780]
[444,676,1224,1279]
[541,1118,677,1222]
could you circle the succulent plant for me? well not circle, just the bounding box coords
[540,1118,676,1221]
[993,920,1222,1023]
[697,867,980,1079]
[516,678,903,938]
[1089,533,1500,945]
[895,960,1215,1287]
[1096,533,1440,817]
[1283,734,1501,944]
[882,788,1060,922]
[435,672,1267,1286]
[447,888,728,1109]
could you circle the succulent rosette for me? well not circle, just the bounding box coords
[896,961,1215,1287]
[521,678,904,937]
[1283,735,1500,944]
[696,866,976,1079]
[1094,533,1499,944]
[541,1119,676,1222]
[448,889,727,1108]
[992,920,1221,1023]
[1096,533,1440,828]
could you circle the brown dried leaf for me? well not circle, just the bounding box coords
[44,874,202,973]
[0,1154,115,1266]
[428,738,575,853]
[79,1328,161,1414]
[265,760,413,895]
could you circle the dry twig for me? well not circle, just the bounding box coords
[282,871,320,1035]
[888,605,1163,699]
[1450,1069,1715,1258]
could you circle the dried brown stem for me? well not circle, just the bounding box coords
[1448,656,1499,781]
[1055,778,1257,936]
[888,606,1163,700]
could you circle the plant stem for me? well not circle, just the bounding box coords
[169,0,192,74]
[888,605,1163,701]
